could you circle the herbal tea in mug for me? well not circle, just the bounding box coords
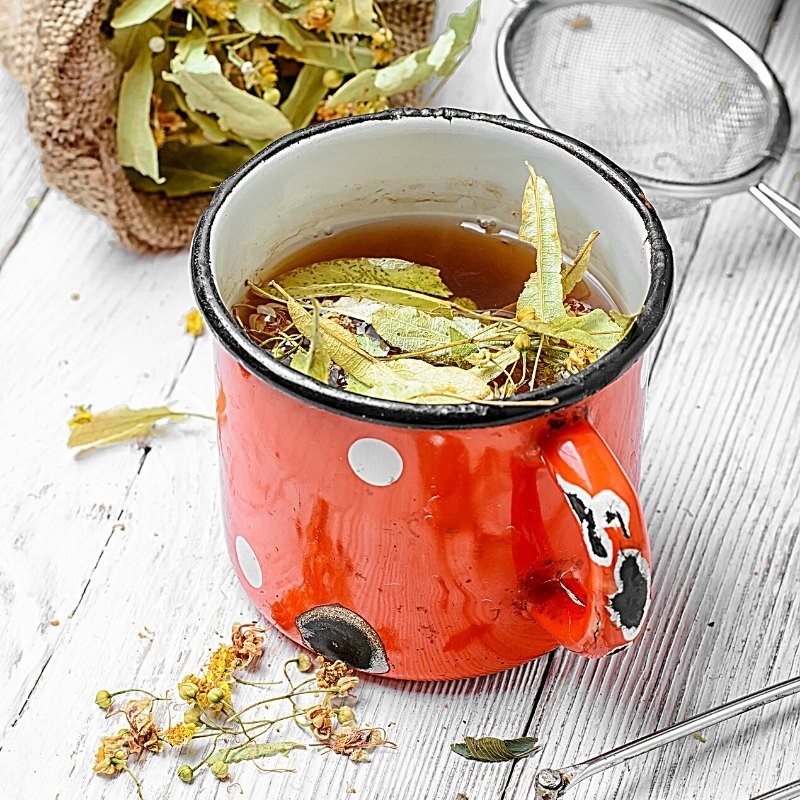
[192,109,672,680]
[232,165,636,403]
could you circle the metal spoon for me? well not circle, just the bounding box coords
[533,675,800,799]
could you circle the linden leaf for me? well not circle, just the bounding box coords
[371,306,486,363]
[278,258,452,297]
[206,741,305,765]
[324,0,480,107]
[276,36,373,72]
[126,142,252,196]
[163,38,293,141]
[327,297,384,324]
[524,309,623,351]
[356,331,390,357]
[330,0,377,34]
[66,405,193,456]
[562,230,600,296]
[468,345,521,384]
[289,300,332,383]
[451,735,539,763]
[236,0,305,51]
[276,258,454,312]
[609,309,639,338]
[281,65,328,128]
[117,49,163,183]
[517,163,564,322]
[111,0,171,28]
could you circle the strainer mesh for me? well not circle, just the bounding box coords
[505,2,776,185]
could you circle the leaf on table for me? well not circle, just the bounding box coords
[277,258,453,299]
[111,0,171,28]
[205,741,305,765]
[324,0,480,107]
[330,0,377,34]
[66,405,195,456]
[277,36,373,72]
[517,163,564,322]
[562,230,600,296]
[163,37,293,141]
[280,64,328,129]
[236,0,305,51]
[450,735,539,762]
[127,142,252,196]
[117,49,163,183]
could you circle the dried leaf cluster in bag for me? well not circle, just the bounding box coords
[0,0,446,252]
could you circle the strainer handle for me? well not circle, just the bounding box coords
[750,183,800,241]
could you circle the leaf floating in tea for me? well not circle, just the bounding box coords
[289,300,333,383]
[371,305,471,363]
[609,309,639,338]
[450,735,540,763]
[66,405,208,456]
[468,345,521,384]
[278,258,453,299]
[517,163,564,323]
[562,229,600,296]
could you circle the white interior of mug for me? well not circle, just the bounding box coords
[209,114,651,314]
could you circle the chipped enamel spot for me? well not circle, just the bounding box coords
[607,549,651,641]
[296,604,390,674]
[235,536,262,589]
[557,477,634,567]
[347,438,403,487]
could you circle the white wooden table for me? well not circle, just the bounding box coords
[1,1,799,798]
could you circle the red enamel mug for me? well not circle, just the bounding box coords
[192,108,673,681]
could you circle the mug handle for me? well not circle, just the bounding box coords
[527,416,652,657]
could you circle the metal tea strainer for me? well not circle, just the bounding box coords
[497,0,800,236]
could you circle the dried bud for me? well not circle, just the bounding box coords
[184,705,203,726]
[514,333,532,352]
[178,681,198,701]
[207,687,226,706]
[210,761,229,780]
[335,706,356,724]
[296,654,313,672]
[323,69,344,89]
[148,36,166,53]
[95,689,112,709]
[263,88,281,105]
[177,764,194,784]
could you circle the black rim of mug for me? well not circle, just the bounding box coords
[191,107,673,430]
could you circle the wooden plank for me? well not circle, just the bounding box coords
[0,69,46,265]
[0,193,205,743]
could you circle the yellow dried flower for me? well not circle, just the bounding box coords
[565,344,596,373]
[184,705,203,725]
[315,98,389,123]
[192,0,235,21]
[298,0,335,31]
[201,681,231,711]
[184,308,205,337]
[164,722,198,746]
[178,676,201,701]
[371,27,395,65]
[306,705,335,740]
[69,405,94,428]
[122,698,163,755]
[206,644,240,683]
[252,46,278,89]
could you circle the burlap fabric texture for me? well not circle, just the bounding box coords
[0,0,436,252]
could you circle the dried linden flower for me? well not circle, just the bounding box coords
[95,689,113,709]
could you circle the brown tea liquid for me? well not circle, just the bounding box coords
[257,215,615,312]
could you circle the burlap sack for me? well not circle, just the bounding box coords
[0,0,436,252]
